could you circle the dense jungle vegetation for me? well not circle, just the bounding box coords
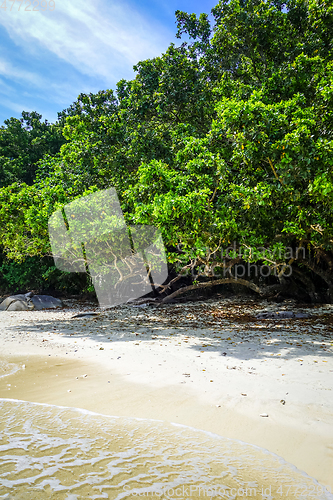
[0,0,332,303]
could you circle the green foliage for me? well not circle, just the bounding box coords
[0,256,49,292]
[0,111,66,188]
[0,0,333,299]
[0,255,90,294]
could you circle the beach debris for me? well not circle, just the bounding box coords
[280,400,286,405]
[260,413,269,417]
[241,393,247,396]
[216,404,221,407]
[99,347,104,350]
[71,312,100,319]
[0,293,63,311]
[127,298,159,307]
[256,311,310,319]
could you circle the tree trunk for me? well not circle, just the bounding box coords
[161,278,261,303]
[298,257,333,303]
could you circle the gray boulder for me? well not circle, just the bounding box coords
[0,294,33,311]
[30,295,63,310]
[0,293,63,311]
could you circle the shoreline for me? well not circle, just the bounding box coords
[0,297,332,487]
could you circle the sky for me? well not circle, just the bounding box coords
[0,0,217,125]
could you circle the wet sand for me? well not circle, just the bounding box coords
[0,297,332,488]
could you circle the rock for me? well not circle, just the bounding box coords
[256,310,310,319]
[0,295,34,311]
[127,298,159,307]
[0,293,63,311]
[30,295,63,310]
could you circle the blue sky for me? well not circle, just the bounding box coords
[0,0,217,125]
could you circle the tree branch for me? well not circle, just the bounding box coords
[266,157,284,185]
[161,277,261,303]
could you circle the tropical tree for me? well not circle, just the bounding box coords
[0,111,66,187]
[1,0,332,302]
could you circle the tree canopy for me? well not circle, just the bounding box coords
[0,111,66,188]
[0,0,332,302]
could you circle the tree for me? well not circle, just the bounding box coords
[1,0,332,302]
[0,111,66,187]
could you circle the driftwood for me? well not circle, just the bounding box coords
[71,312,100,318]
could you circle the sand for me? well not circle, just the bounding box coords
[0,296,332,488]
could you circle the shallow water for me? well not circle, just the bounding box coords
[0,400,331,500]
[0,361,21,380]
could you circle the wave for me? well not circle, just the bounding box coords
[0,399,331,500]
[0,361,22,379]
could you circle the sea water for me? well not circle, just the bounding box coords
[0,361,21,380]
[0,400,331,500]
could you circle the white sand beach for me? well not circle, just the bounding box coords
[0,296,332,490]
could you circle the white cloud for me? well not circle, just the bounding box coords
[0,56,81,119]
[0,77,14,96]
[0,97,34,115]
[0,57,44,86]
[0,0,173,83]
